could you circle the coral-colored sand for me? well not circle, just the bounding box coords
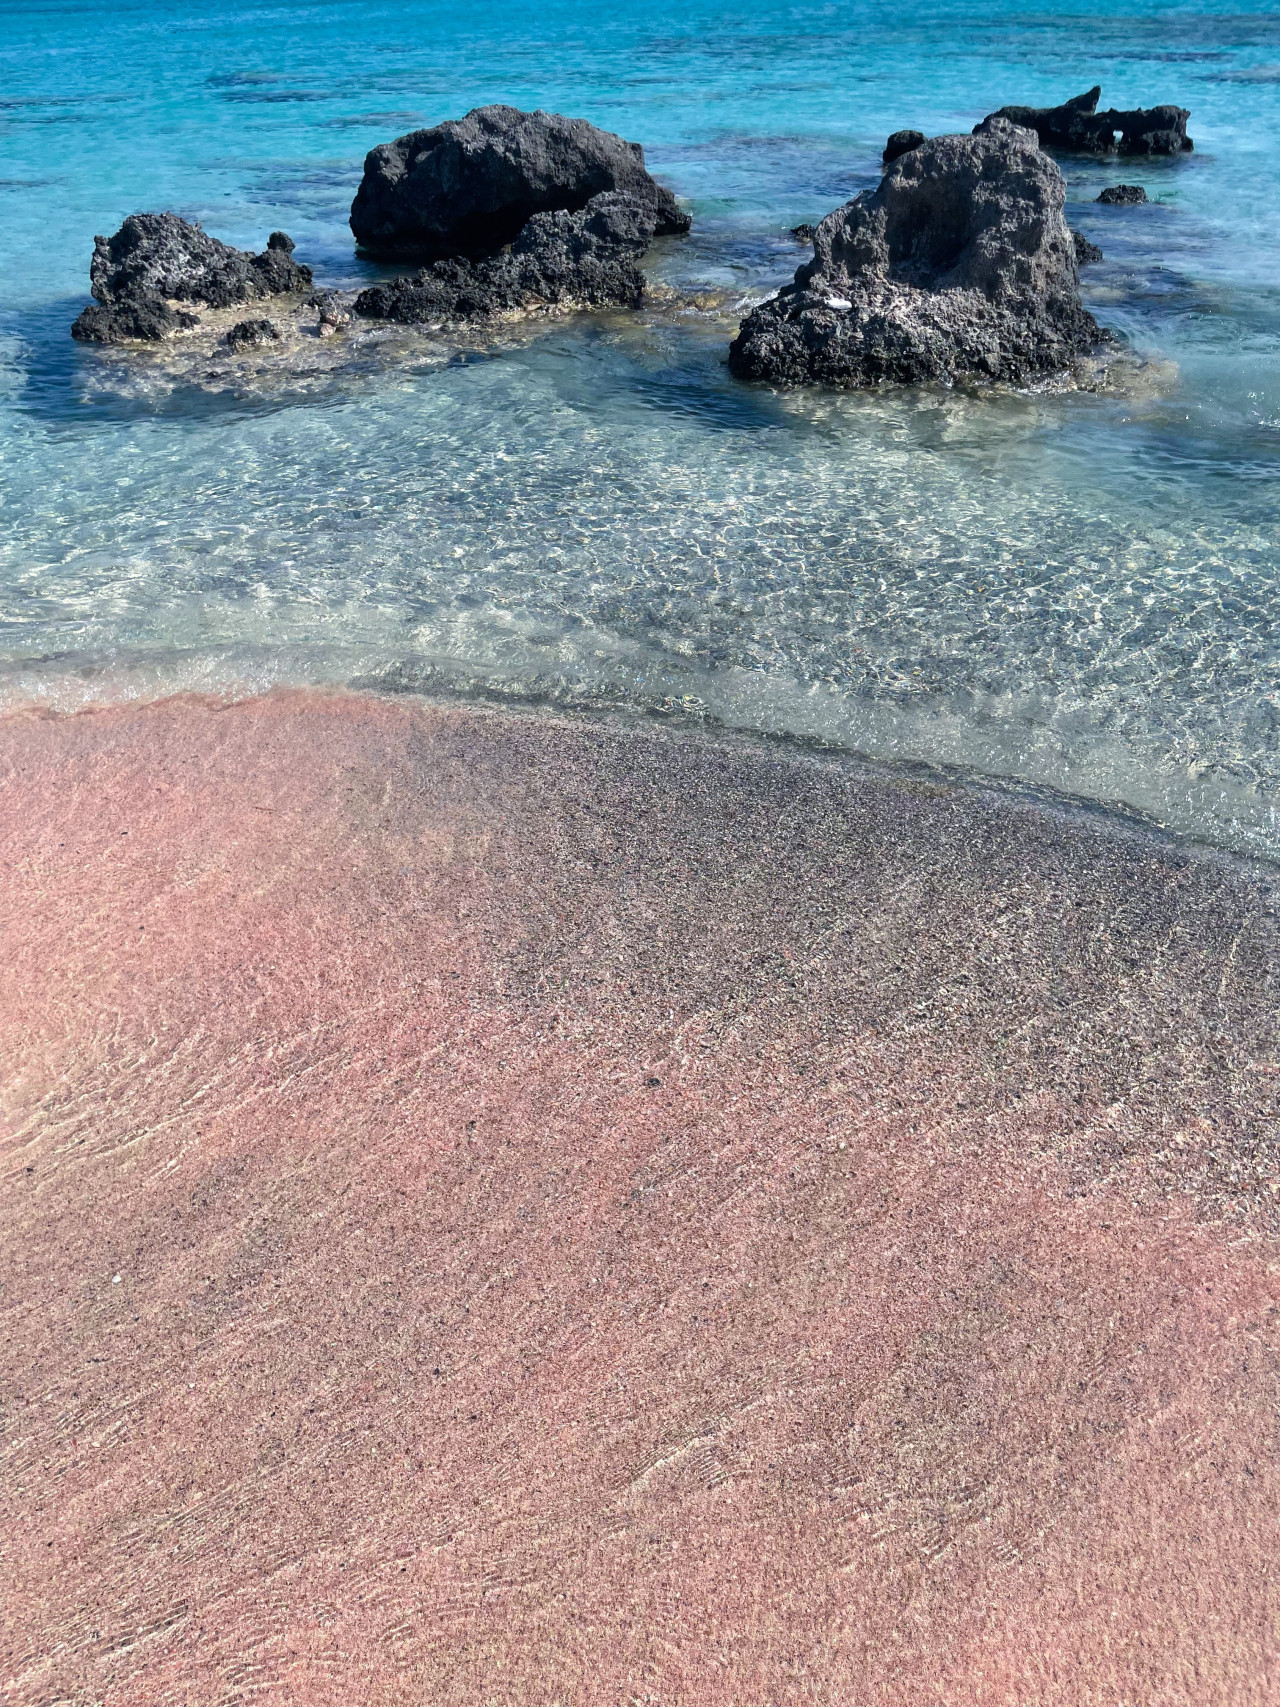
[3,692,1279,1705]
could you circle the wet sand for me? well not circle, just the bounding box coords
[3,690,1278,1706]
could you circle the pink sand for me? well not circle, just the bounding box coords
[3,691,1278,1705]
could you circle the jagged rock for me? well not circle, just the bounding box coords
[71,295,200,344]
[884,129,925,164]
[981,87,1191,155]
[1098,183,1148,205]
[728,117,1101,389]
[349,104,689,258]
[352,191,658,324]
[790,224,816,244]
[226,318,280,352]
[71,213,312,342]
[1072,230,1103,264]
[86,213,312,310]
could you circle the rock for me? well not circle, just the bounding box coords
[86,213,313,311]
[790,223,816,244]
[308,291,350,337]
[1072,230,1103,264]
[72,213,313,342]
[352,190,658,325]
[728,117,1101,389]
[883,129,925,164]
[980,87,1191,155]
[1109,106,1193,156]
[226,318,280,352]
[349,104,689,258]
[71,295,200,344]
[1098,183,1148,205]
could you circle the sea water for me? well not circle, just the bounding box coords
[2,0,1280,855]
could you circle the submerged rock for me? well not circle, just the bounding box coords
[349,104,689,259]
[226,318,280,352]
[981,87,1191,155]
[1098,183,1148,205]
[883,129,925,164]
[352,191,659,325]
[1072,230,1103,264]
[71,214,312,342]
[728,117,1101,389]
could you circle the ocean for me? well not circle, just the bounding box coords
[2,0,1279,856]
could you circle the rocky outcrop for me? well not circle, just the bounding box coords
[71,215,312,342]
[883,129,925,164]
[350,105,689,258]
[352,191,660,325]
[728,117,1101,389]
[790,223,816,244]
[981,87,1191,155]
[1072,230,1103,264]
[1098,183,1148,205]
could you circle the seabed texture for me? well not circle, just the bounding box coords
[3,691,1278,1705]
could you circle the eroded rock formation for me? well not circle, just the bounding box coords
[728,117,1101,389]
[71,216,312,344]
[981,87,1191,155]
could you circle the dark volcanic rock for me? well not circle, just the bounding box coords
[1072,230,1103,264]
[86,213,312,312]
[1098,183,1148,205]
[884,129,925,164]
[226,318,280,352]
[728,117,1101,389]
[353,190,657,325]
[349,104,689,258]
[982,87,1191,155]
[790,224,816,244]
[71,295,200,344]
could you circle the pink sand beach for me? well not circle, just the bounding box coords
[3,690,1278,1705]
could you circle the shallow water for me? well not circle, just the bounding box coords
[2,0,1279,854]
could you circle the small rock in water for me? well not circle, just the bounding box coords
[1072,230,1104,264]
[790,223,816,244]
[1097,183,1148,205]
[226,318,280,352]
[883,129,925,164]
[308,290,351,337]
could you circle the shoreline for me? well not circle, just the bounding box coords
[3,676,1277,875]
[4,688,1278,1704]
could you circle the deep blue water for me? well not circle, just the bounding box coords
[3,0,1280,853]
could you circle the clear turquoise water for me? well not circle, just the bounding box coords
[3,0,1280,853]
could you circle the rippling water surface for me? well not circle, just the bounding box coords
[2,0,1279,853]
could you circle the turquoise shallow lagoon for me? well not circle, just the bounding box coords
[2,0,1280,854]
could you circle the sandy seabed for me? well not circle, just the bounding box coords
[2,690,1278,1706]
